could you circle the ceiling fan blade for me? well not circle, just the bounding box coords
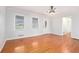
[54,8,56,10]
[53,10,55,13]
[49,10,51,13]
[53,8,56,13]
[51,6,53,9]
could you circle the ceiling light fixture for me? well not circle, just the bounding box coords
[48,6,56,15]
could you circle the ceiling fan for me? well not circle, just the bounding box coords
[48,6,56,15]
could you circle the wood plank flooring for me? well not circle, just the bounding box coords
[1,34,79,53]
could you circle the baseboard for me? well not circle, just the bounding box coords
[72,37,79,40]
[71,36,79,40]
[0,40,6,52]
[7,33,52,40]
[6,33,63,40]
[51,32,64,36]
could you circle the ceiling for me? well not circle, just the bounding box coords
[7,6,79,16]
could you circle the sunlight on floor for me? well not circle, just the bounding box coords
[32,41,38,47]
[32,41,38,48]
[61,45,70,53]
[14,46,25,53]
[32,41,39,51]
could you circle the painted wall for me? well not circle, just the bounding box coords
[50,13,79,39]
[0,7,6,50]
[51,15,63,35]
[5,7,52,40]
[71,15,79,39]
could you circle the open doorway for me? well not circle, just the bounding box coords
[62,17,72,36]
[62,17,72,52]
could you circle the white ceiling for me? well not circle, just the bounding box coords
[8,6,79,16]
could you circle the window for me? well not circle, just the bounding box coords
[32,17,38,28]
[15,15,24,30]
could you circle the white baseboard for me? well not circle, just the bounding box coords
[71,35,79,39]
[7,33,51,40]
[7,33,63,40]
[51,32,64,36]
[0,40,6,52]
[72,37,79,39]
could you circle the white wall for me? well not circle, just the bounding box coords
[71,15,79,39]
[50,13,79,39]
[6,7,70,40]
[5,7,52,40]
[0,7,6,50]
[51,15,63,35]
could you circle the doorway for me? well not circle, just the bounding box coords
[62,17,72,35]
[62,17,72,52]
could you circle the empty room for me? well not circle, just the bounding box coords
[0,6,79,53]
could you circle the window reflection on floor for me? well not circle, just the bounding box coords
[14,46,25,53]
[32,41,39,51]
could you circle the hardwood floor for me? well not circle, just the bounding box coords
[1,34,79,53]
